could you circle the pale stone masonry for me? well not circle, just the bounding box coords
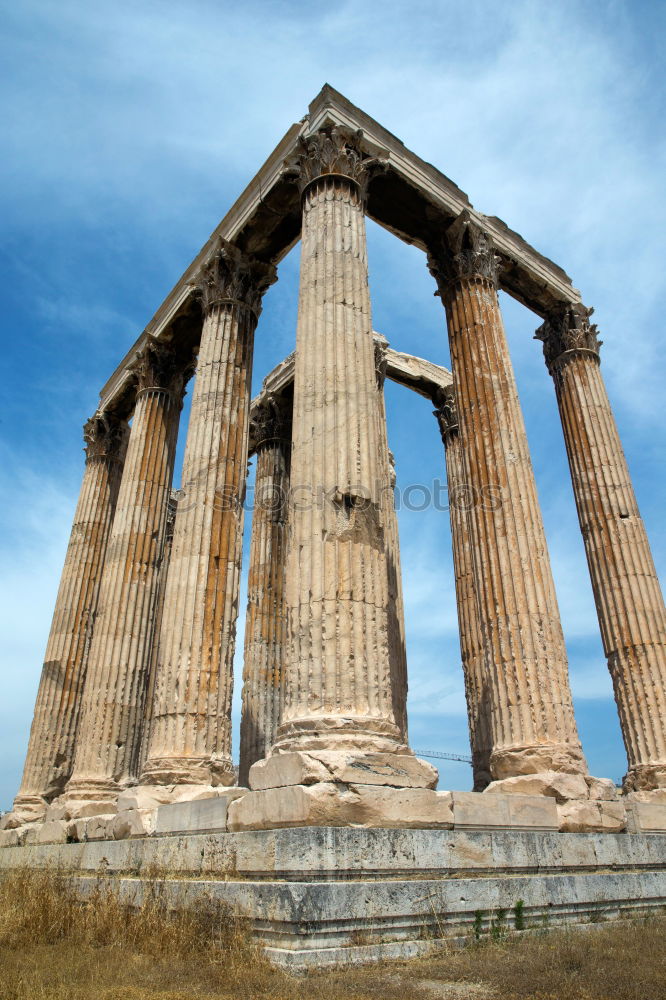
[3,88,666,847]
[64,339,187,817]
[141,244,276,791]
[434,386,491,790]
[238,394,292,786]
[9,413,129,823]
[537,304,666,796]
[428,211,587,785]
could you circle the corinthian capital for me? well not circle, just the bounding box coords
[433,386,459,444]
[374,334,389,389]
[428,210,502,295]
[250,393,292,450]
[535,302,602,371]
[287,125,387,199]
[83,411,130,462]
[193,239,277,318]
[130,336,188,398]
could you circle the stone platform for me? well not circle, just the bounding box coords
[1,826,665,969]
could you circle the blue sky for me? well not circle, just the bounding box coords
[1,0,664,808]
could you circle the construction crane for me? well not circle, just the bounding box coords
[414,748,473,764]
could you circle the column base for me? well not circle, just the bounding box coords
[623,762,666,799]
[249,750,438,791]
[0,794,48,828]
[62,777,122,819]
[140,755,236,787]
[273,715,404,754]
[489,742,588,780]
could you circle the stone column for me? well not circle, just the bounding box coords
[137,489,179,776]
[375,337,409,741]
[64,339,187,816]
[141,242,276,789]
[434,386,491,790]
[238,394,292,786]
[8,413,128,824]
[428,210,587,785]
[273,127,415,761]
[536,304,666,795]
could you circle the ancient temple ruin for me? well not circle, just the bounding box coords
[2,87,665,967]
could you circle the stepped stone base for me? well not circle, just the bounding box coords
[0,827,665,969]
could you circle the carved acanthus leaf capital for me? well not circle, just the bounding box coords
[374,334,389,389]
[129,336,188,398]
[535,302,602,371]
[286,125,387,200]
[433,386,459,444]
[83,411,130,462]
[251,394,292,450]
[428,210,502,296]
[192,239,277,318]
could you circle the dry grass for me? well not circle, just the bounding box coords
[0,868,664,1000]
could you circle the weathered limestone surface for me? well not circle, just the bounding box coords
[63,339,187,817]
[2,827,665,969]
[557,799,627,834]
[141,243,276,790]
[428,211,586,783]
[248,750,438,791]
[238,394,291,786]
[451,791,558,830]
[5,414,128,827]
[627,801,666,833]
[537,304,666,795]
[434,386,491,790]
[227,783,455,831]
[153,790,247,835]
[274,126,413,759]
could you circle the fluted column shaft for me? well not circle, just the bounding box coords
[138,490,178,775]
[142,243,275,787]
[65,339,185,809]
[239,397,292,786]
[375,339,409,741]
[434,388,491,789]
[429,211,586,780]
[276,127,404,752]
[12,414,128,819]
[537,305,666,792]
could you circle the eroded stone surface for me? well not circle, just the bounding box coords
[484,771,590,803]
[626,801,666,833]
[249,751,438,791]
[228,783,454,831]
[557,800,626,834]
[154,789,247,835]
[451,791,558,830]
